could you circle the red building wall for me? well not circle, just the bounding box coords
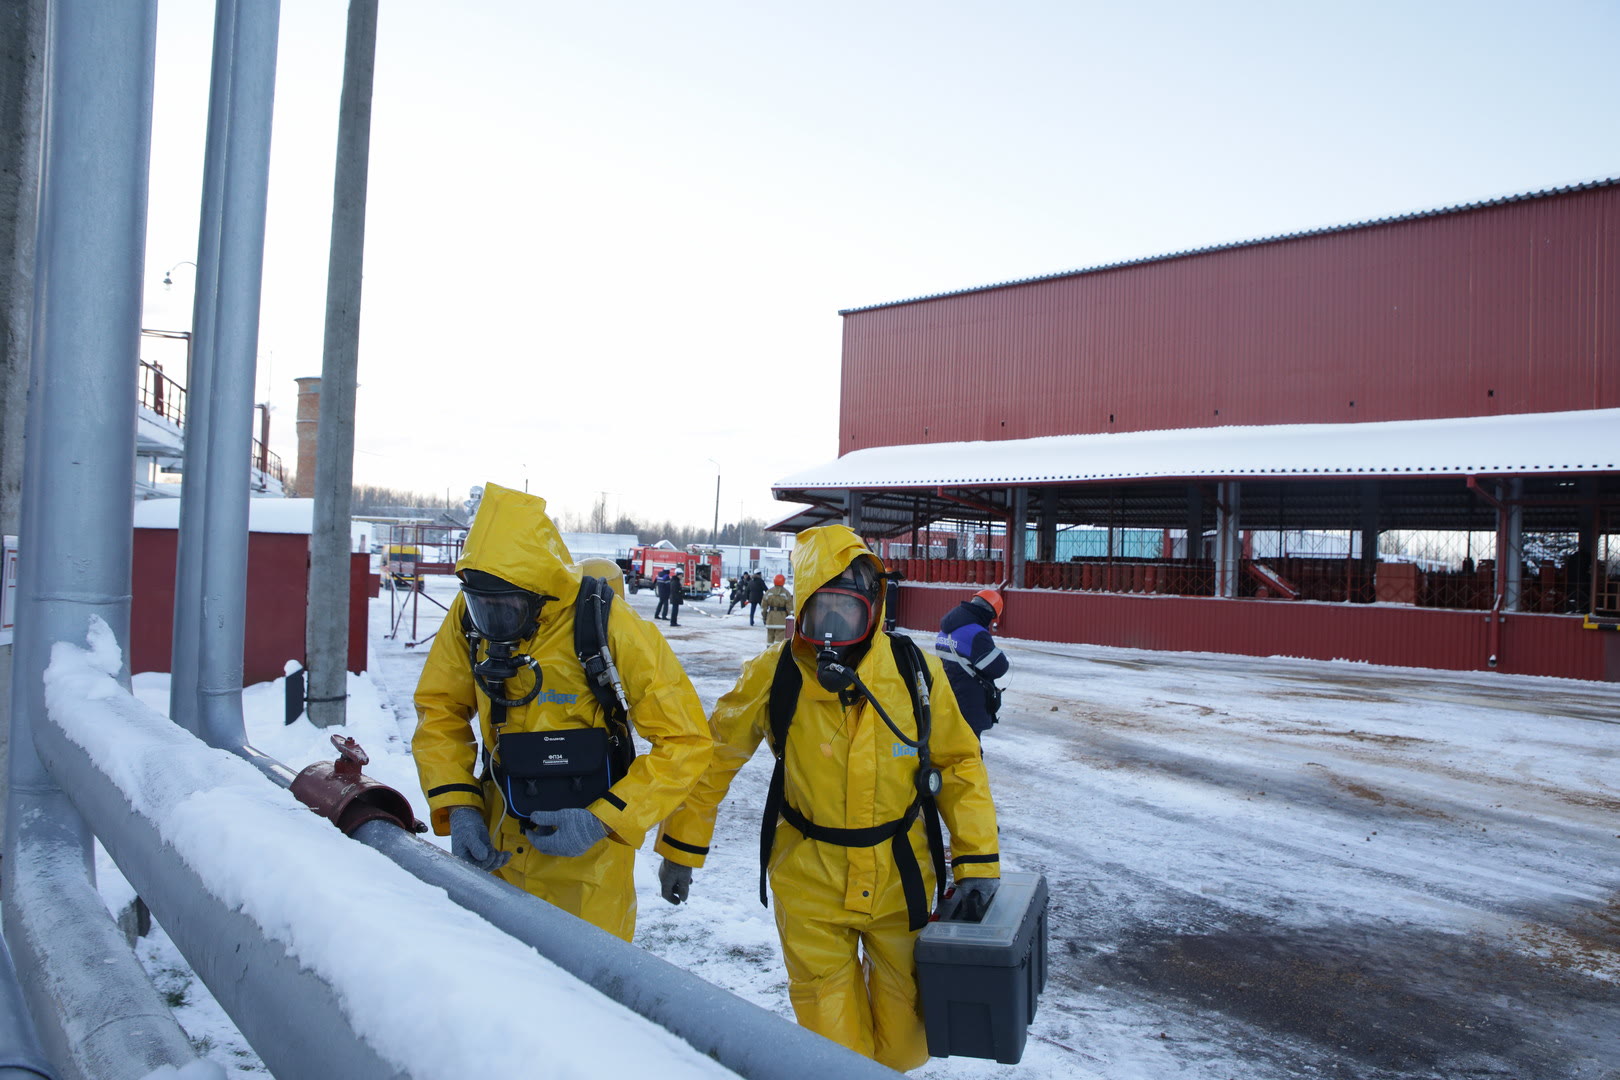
[839,183,1620,453]
[895,585,1618,681]
[131,528,374,684]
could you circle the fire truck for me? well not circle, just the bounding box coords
[620,545,723,599]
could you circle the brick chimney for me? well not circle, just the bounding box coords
[294,376,321,497]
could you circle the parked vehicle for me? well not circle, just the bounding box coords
[621,546,722,598]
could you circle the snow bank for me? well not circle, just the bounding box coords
[47,617,732,1080]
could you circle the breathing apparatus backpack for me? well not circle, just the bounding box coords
[461,575,638,815]
[759,632,947,931]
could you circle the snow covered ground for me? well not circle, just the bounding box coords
[109,574,1620,1078]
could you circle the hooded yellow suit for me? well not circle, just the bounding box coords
[656,526,999,1070]
[414,484,711,941]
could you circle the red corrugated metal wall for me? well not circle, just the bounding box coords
[132,529,375,684]
[840,185,1620,452]
[895,585,1614,681]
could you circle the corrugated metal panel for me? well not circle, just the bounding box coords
[840,184,1620,454]
[892,586,1610,681]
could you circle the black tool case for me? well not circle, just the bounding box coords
[915,871,1049,1064]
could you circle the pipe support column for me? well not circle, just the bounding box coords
[4,1,205,1074]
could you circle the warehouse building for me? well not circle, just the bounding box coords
[772,179,1620,680]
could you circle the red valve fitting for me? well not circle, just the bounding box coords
[290,735,426,836]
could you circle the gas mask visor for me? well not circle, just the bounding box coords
[459,570,543,643]
[798,558,881,648]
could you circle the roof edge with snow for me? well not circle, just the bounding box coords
[773,408,1620,493]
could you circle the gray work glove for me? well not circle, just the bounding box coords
[954,876,1000,922]
[448,806,511,873]
[524,808,609,857]
[658,858,693,905]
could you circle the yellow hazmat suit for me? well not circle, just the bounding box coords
[414,484,711,941]
[657,525,999,1070]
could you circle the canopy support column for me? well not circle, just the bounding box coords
[1215,481,1241,598]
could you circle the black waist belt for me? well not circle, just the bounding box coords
[778,798,936,931]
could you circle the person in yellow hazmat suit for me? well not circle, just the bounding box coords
[413,483,712,942]
[653,525,1000,1070]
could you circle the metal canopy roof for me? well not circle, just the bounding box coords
[769,409,1620,536]
[776,408,1620,490]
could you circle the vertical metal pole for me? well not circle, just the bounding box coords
[196,0,280,750]
[6,1,203,1072]
[1009,485,1028,588]
[0,0,47,856]
[1503,478,1523,612]
[307,0,378,727]
[170,0,237,735]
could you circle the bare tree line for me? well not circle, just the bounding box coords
[345,484,774,546]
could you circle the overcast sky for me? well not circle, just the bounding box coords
[138,0,1619,532]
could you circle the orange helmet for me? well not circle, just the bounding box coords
[972,589,1004,619]
[774,574,785,586]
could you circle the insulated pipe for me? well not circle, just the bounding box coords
[210,734,896,1079]
[196,0,280,750]
[29,712,404,1079]
[3,3,206,1076]
[0,919,58,1080]
[170,0,237,736]
[352,822,905,1080]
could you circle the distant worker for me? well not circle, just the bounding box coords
[412,484,712,942]
[934,589,1009,740]
[668,570,685,627]
[653,567,672,621]
[654,525,1000,1070]
[726,576,743,616]
[748,569,767,628]
[761,573,792,645]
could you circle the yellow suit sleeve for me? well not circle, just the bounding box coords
[923,650,1001,880]
[585,603,713,849]
[411,594,485,835]
[653,643,779,867]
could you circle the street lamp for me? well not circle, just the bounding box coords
[162,260,197,289]
[707,458,721,547]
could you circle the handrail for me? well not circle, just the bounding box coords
[136,359,187,428]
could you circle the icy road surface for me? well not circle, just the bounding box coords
[121,577,1617,1078]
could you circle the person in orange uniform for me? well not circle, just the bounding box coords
[413,483,711,942]
[653,525,1000,1070]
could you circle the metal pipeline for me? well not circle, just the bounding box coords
[351,821,905,1080]
[3,3,211,1076]
[169,0,237,737]
[195,0,280,752]
[225,736,901,1079]
[29,702,406,1080]
[0,891,66,1080]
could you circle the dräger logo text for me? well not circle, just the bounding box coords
[533,690,578,705]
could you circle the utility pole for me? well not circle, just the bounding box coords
[708,458,720,548]
[306,0,377,727]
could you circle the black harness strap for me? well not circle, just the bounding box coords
[758,646,802,906]
[574,576,637,778]
[760,633,946,930]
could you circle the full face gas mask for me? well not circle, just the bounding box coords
[800,556,941,800]
[798,557,882,691]
[459,570,554,707]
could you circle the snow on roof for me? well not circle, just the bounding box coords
[133,498,372,547]
[774,408,1620,491]
[559,532,639,557]
[840,176,1620,315]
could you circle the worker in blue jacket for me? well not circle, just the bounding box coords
[934,589,1010,738]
